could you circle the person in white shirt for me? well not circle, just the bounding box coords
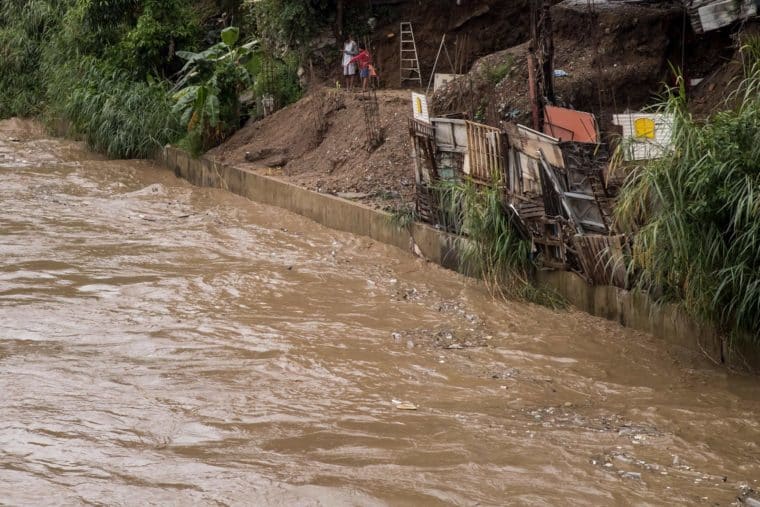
[341,34,358,90]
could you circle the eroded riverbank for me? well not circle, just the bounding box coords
[1,119,759,505]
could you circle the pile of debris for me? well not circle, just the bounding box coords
[409,0,758,288]
[408,94,677,288]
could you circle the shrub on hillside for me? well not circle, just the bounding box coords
[615,37,760,344]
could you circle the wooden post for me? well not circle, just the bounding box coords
[336,0,345,39]
[527,54,540,131]
[426,34,447,95]
[542,0,555,106]
[529,0,555,129]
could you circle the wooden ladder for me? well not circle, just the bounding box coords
[399,22,422,87]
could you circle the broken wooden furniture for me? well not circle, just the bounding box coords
[408,106,628,288]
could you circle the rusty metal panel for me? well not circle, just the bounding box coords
[543,105,598,143]
[511,124,565,168]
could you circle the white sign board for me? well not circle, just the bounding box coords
[411,92,430,123]
[612,113,674,161]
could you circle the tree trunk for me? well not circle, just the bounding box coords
[336,0,345,39]
[541,1,555,106]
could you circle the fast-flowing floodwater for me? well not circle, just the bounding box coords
[1,119,759,506]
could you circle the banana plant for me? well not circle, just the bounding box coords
[171,27,259,149]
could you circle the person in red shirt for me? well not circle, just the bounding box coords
[348,43,372,92]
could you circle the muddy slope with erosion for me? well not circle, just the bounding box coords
[210,88,415,211]
[433,0,739,132]
[213,0,750,210]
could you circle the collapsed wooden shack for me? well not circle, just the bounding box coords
[409,112,629,288]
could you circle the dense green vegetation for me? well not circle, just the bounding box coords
[0,0,311,157]
[55,59,180,159]
[616,37,760,344]
[0,0,376,157]
[172,27,258,153]
[436,180,565,308]
[0,0,201,156]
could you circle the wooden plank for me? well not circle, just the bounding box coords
[564,192,596,201]
[508,124,565,168]
[480,125,488,179]
[464,120,504,182]
[465,122,474,177]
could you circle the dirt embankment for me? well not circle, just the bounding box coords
[432,0,737,134]
[209,88,416,210]
[368,0,537,87]
[689,21,760,115]
[212,1,752,212]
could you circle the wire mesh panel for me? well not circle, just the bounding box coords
[361,88,383,150]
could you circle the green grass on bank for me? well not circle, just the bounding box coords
[0,0,304,158]
[615,36,760,345]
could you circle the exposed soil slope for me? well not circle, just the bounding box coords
[212,1,753,212]
[689,21,760,115]
[369,0,537,88]
[209,88,415,210]
[432,0,736,133]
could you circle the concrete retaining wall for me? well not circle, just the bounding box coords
[161,146,460,271]
[159,146,758,372]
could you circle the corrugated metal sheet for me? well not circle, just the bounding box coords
[514,125,565,167]
[612,113,673,161]
[688,0,758,33]
[432,118,468,153]
[505,124,564,195]
[543,106,598,143]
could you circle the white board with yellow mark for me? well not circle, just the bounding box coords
[411,92,430,124]
[612,113,673,161]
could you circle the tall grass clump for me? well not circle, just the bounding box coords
[0,0,72,117]
[0,25,43,117]
[54,58,181,158]
[615,37,760,344]
[438,179,565,308]
[1,0,198,158]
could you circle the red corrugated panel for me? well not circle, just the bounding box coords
[543,106,598,143]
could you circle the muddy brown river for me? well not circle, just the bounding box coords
[1,119,759,506]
